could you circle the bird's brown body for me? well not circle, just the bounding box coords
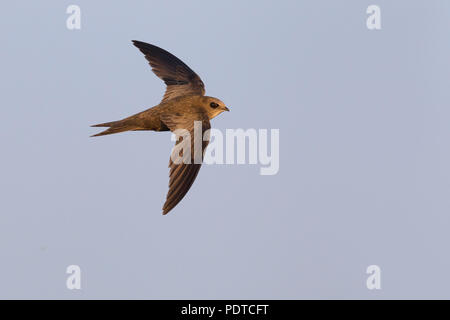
[92,95,225,136]
[91,40,229,214]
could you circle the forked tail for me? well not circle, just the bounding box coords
[90,119,138,137]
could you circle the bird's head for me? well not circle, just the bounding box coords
[202,96,230,119]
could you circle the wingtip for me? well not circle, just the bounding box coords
[131,40,144,47]
[162,203,172,215]
[132,40,161,52]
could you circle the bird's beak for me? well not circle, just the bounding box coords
[222,106,230,112]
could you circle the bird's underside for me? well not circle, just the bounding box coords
[91,40,227,215]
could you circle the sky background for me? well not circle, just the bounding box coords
[1,0,450,299]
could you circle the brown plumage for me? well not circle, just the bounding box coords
[91,41,229,215]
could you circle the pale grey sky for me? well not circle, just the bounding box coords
[1,0,450,299]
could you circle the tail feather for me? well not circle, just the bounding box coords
[91,120,120,128]
[90,119,138,137]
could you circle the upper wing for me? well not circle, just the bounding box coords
[132,40,205,103]
[159,111,211,215]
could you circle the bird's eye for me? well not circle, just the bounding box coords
[210,102,219,108]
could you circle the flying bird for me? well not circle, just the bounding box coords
[91,40,229,215]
